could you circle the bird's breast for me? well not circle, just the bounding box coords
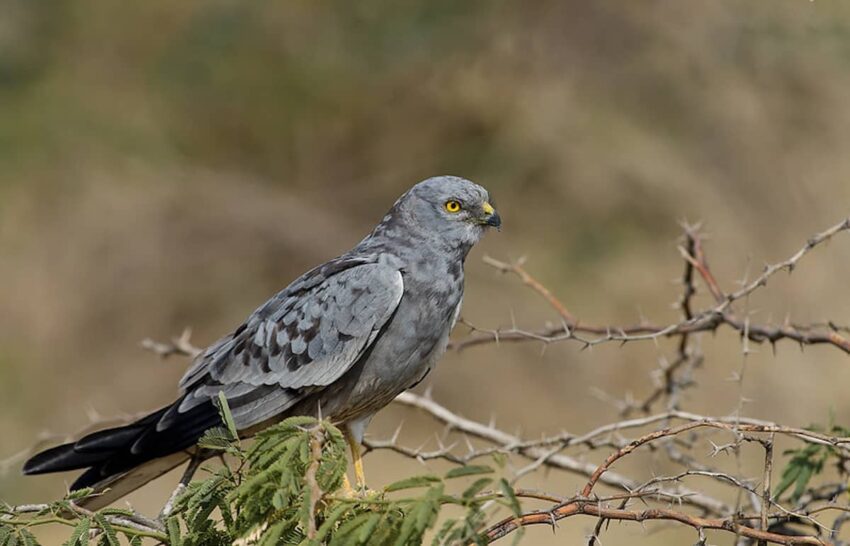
[345,269,463,402]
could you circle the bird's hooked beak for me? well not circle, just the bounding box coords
[481,202,501,229]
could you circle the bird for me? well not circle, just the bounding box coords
[23,175,501,509]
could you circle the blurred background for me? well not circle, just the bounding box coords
[2,1,850,543]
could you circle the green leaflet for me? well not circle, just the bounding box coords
[383,475,441,493]
[3,416,528,546]
[92,514,119,546]
[17,529,38,546]
[62,517,90,546]
[312,503,351,542]
[444,465,493,480]
[66,489,95,501]
[167,517,182,546]
[498,479,522,516]
[215,392,240,444]
[197,426,238,451]
[462,478,493,501]
[329,512,380,546]
[392,485,443,546]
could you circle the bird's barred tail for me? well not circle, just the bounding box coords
[23,397,220,509]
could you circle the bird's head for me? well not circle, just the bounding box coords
[365,176,500,257]
[400,175,501,251]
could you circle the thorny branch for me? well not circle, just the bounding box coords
[0,501,167,540]
[380,392,850,543]
[141,328,202,359]
[304,425,325,540]
[131,217,850,544]
[483,502,830,546]
[392,216,849,544]
[453,216,850,355]
[8,216,850,545]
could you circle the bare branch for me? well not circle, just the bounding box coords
[454,216,850,355]
[140,327,202,359]
[482,255,576,324]
[483,501,831,545]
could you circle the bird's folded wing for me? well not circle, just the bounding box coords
[164,259,404,430]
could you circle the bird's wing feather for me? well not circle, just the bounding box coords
[171,257,404,430]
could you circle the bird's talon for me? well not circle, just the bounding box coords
[339,477,379,499]
[360,487,381,499]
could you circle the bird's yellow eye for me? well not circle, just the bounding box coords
[444,200,461,213]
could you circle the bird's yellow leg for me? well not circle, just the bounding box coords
[341,472,355,495]
[344,428,367,491]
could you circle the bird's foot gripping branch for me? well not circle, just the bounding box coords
[6,215,850,546]
[2,399,522,546]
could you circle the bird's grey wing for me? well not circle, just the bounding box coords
[165,259,404,431]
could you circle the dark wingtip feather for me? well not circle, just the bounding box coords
[23,442,102,475]
[23,398,218,507]
[71,464,108,490]
[22,408,168,476]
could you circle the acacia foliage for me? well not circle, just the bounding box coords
[1,399,522,546]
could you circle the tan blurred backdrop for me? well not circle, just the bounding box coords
[2,1,850,544]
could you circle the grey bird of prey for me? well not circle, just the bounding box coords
[24,176,501,509]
